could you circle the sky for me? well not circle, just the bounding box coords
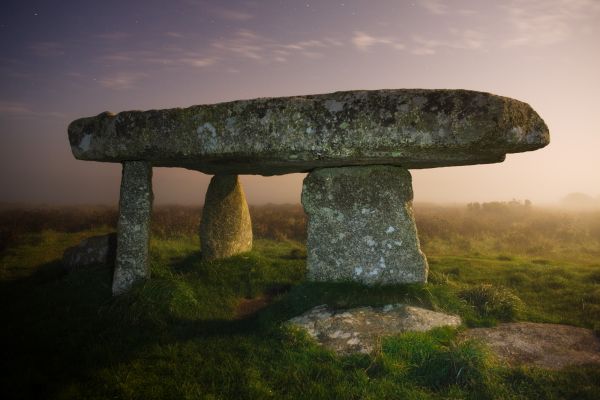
[1,0,599,206]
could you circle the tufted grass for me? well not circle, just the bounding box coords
[1,218,600,398]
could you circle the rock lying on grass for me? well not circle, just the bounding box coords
[288,304,461,355]
[462,322,600,369]
[62,233,117,271]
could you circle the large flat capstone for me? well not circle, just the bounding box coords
[68,89,549,175]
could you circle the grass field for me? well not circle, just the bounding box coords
[1,203,599,399]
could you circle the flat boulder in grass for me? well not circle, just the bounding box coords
[462,322,600,369]
[68,89,550,175]
[62,233,117,271]
[288,304,462,355]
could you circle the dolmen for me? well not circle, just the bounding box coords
[68,89,550,295]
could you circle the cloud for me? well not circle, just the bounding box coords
[29,42,65,57]
[449,29,484,50]
[502,0,600,47]
[180,57,218,67]
[352,31,404,51]
[95,32,130,40]
[351,29,482,56]
[165,32,184,38]
[98,72,148,90]
[96,30,341,71]
[99,52,135,63]
[410,29,484,55]
[210,30,341,63]
[182,1,255,21]
[0,101,65,119]
[212,8,254,21]
[212,30,265,60]
[458,9,478,16]
[419,0,448,15]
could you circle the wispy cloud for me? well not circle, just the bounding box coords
[182,1,255,21]
[351,31,404,51]
[458,9,478,16]
[351,29,483,56]
[419,0,448,15]
[95,32,130,40]
[212,8,254,21]
[0,101,65,119]
[502,0,600,47]
[165,31,184,39]
[411,29,484,55]
[29,42,65,57]
[210,30,342,63]
[98,72,148,90]
[180,56,218,68]
[212,30,264,60]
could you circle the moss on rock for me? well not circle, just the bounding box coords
[68,89,550,175]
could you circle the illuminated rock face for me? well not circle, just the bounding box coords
[200,175,252,261]
[67,89,550,294]
[302,166,428,284]
[68,89,549,175]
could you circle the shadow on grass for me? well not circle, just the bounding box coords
[6,239,593,399]
[0,266,257,398]
[170,250,203,274]
[0,246,306,398]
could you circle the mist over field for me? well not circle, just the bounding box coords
[2,200,599,256]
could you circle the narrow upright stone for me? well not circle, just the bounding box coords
[200,175,252,261]
[302,166,428,285]
[112,161,153,295]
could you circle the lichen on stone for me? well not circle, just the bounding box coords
[67,89,550,175]
[302,165,428,284]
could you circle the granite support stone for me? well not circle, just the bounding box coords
[112,161,153,295]
[200,174,253,261]
[302,166,428,284]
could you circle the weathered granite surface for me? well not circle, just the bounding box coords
[113,161,153,295]
[200,175,253,261]
[62,233,117,271]
[302,166,428,284]
[68,89,549,175]
[462,322,600,369]
[288,304,462,354]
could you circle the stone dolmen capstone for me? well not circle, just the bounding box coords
[68,89,549,294]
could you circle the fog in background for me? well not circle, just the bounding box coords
[1,0,599,206]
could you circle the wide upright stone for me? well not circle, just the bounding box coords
[113,161,153,295]
[200,175,252,261]
[302,166,428,284]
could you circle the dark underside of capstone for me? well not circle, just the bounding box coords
[68,89,549,175]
